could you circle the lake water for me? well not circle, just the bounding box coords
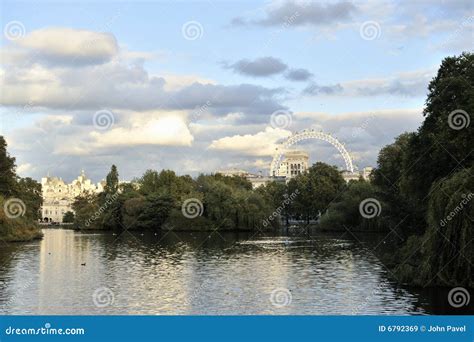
[0,229,469,315]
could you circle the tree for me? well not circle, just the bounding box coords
[16,177,42,220]
[72,192,101,229]
[0,136,17,197]
[63,211,74,223]
[0,136,42,241]
[319,180,387,232]
[395,166,474,287]
[138,170,160,196]
[104,164,119,195]
[401,53,474,206]
[372,132,413,192]
[372,133,421,236]
[138,193,174,230]
[257,181,290,225]
[290,162,346,223]
[423,167,473,286]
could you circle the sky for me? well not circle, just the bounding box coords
[0,0,473,183]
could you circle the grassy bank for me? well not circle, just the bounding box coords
[0,196,43,242]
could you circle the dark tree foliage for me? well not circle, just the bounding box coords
[0,136,42,241]
[138,193,174,230]
[104,164,119,195]
[423,167,473,286]
[372,133,421,235]
[62,211,75,223]
[401,53,474,207]
[0,136,17,197]
[396,167,473,287]
[287,162,346,223]
[16,177,42,220]
[73,167,277,232]
[368,53,474,286]
[319,180,387,232]
[72,192,100,229]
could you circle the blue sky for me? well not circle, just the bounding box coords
[0,0,472,182]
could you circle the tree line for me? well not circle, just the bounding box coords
[0,136,43,241]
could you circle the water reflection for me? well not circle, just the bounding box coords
[0,229,469,315]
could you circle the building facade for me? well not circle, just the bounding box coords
[41,170,104,223]
[278,150,309,179]
[341,167,373,183]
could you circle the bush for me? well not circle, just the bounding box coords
[0,195,43,242]
[319,181,388,232]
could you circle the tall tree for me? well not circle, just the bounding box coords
[16,177,42,220]
[372,133,421,235]
[401,53,474,205]
[104,164,119,195]
[0,136,17,196]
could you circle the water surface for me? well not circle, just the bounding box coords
[0,229,468,315]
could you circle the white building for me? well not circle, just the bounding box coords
[246,175,286,189]
[278,150,309,179]
[41,170,104,223]
[215,169,250,178]
[362,167,373,180]
[341,167,373,183]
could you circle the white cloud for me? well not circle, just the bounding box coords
[90,115,193,148]
[161,74,217,92]
[17,163,34,176]
[209,127,291,156]
[14,27,118,66]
